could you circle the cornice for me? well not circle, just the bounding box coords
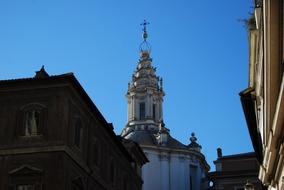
[0,145,91,172]
[140,144,210,171]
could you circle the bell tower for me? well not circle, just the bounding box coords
[120,21,210,190]
[121,20,165,137]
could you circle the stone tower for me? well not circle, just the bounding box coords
[121,21,210,190]
[121,21,166,138]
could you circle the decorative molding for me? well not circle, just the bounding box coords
[9,164,43,175]
[20,102,47,110]
[0,145,91,173]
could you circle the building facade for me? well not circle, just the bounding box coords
[121,22,210,190]
[240,0,284,189]
[0,67,147,190]
[209,149,263,190]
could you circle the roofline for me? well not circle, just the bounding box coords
[216,152,256,160]
[141,144,210,171]
[239,87,263,163]
[57,75,135,162]
[209,170,259,179]
[0,73,134,162]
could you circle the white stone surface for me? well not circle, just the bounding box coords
[122,50,209,190]
[141,148,206,190]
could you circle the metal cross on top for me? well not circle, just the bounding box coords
[141,20,150,32]
[141,20,150,41]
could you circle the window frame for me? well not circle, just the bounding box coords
[18,103,46,138]
[9,165,42,190]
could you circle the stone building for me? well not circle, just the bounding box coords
[209,149,263,190]
[121,21,210,190]
[240,0,284,189]
[0,67,148,190]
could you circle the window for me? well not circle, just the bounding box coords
[74,119,83,149]
[24,110,40,136]
[17,185,35,190]
[153,104,156,120]
[9,165,42,190]
[139,102,145,120]
[20,104,46,137]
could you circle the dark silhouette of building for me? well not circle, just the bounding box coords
[0,67,148,190]
[209,149,263,190]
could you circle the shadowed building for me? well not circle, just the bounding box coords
[240,0,284,189]
[209,149,263,190]
[0,67,148,190]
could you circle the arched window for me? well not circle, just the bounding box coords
[20,104,45,137]
[74,118,83,149]
[24,110,40,136]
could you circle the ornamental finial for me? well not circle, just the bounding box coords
[190,132,197,143]
[140,19,150,41]
[139,20,151,55]
[35,65,49,78]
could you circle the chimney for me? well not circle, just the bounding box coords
[217,148,222,158]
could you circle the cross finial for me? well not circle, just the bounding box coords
[141,19,150,32]
[139,20,151,54]
[140,20,150,41]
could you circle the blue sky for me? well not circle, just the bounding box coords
[0,0,253,170]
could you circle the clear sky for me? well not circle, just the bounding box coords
[0,0,253,170]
